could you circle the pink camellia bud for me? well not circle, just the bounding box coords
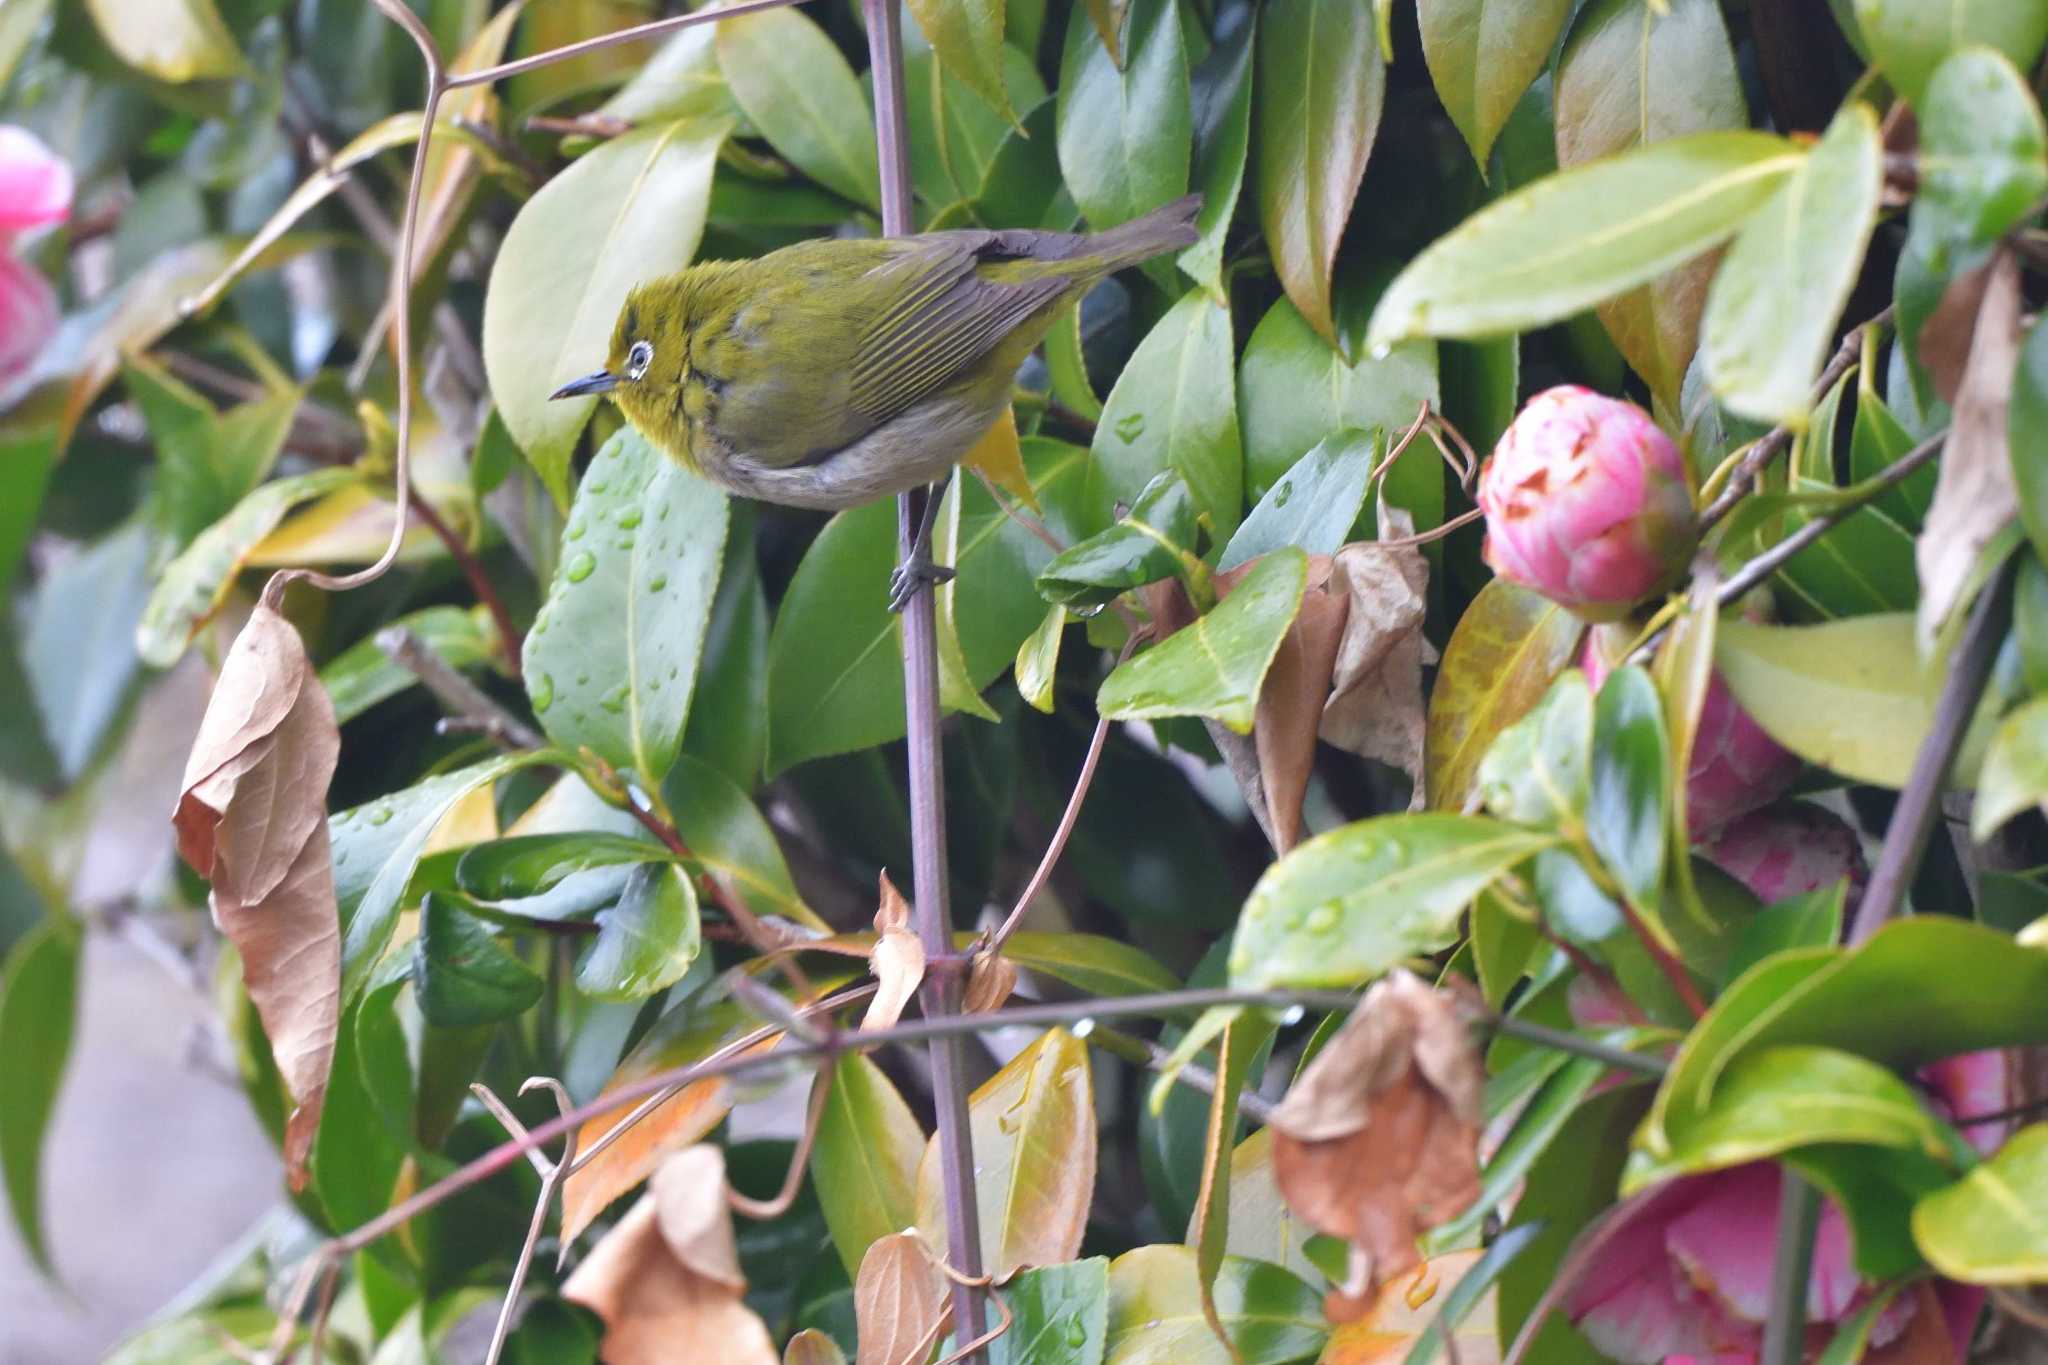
[1701,801,1868,909]
[1478,386,1697,620]
[1583,622,1800,842]
[0,126,72,241]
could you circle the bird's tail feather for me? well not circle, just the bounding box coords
[1080,194,1204,270]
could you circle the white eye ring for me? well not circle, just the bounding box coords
[625,340,653,381]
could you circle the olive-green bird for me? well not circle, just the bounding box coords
[550,194,1201,537]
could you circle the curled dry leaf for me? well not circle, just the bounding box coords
[172,603,340,1190]
[863,872,926,1032]
[962,948,1019,1014]
[1917,247,2023,647]
[1917,253,1996,406]
[1268,970,1484,1308]
[564,1144,777,1365]
[1320,506,1434,808]
[1220,553,1348,852]
[854,1231,950,1365]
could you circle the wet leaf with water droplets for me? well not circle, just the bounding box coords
[1103,1244,1328,1363]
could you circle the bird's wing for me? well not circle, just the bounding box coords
[847,235,1072,427]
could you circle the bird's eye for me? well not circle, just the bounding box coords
[625,339,654,381]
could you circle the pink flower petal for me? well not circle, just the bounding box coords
[0,251,57,387]
[0,126,73,238]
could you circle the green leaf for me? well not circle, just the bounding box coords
[1084,289,1243,544]
[481,117,726,505]
[575,861,701,1000]
[0,0,52,88]
[1419,0,1574,171]
[1016,605,1065,712]
[1645,918,2048,1156]
[680,509,771,788]
[1104,1245,1327,1364]
[413,894,545,1027]
[1626,1045,1960,1191]
[1426,580,1587,812]
[1475,669,1592,831]
[812,1052,924,1278]
[1240,281,1440,515]
[1786,1143,1951,1280]
[523,425,730,789]
[26,519,155,781]
[908,0,1014,127]
[766,440,1087,774]
[1177,16,1254,298]
[664,754,824,928]
[1714,614,1996,788]
[717,5,878,209]
[1219,429,1380,572]
[0,423,54,598]
[1703,103,1883,426]
[332,753,546,999]
[1912,1122,2048,1284]
[125,356,297,547]
[135,467,360,669]
[1852,0,2048,107]
[1254,0,1383,348]
[1002,932,1180,996]
[320,605,498,726]
[2009,312,2048,572]
[1038,468,1203,609]
[1369,130,1797,352]
[1471,886,1540,1009]
[1426,1056,1605,1253]
[83,0,242,81]
[592,15,735,126]
[1973,694,2048,840]
[903,44,1048,207]
[977,96,1079,230]
[1811,1281,1912,1365]
[1588,665,1669,907]
[1055,0,1190,238]
[1227,812,1559,990]
[916,1028,1095,1280]
[1724,884,1846,985]
[1916,47,2048,257]
[455,833,670,901]
[1096,547,1307,733]
[989,1258,1111,1365]
[0,918,77,1276]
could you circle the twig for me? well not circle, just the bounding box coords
[376,625,543,750]
[1089,1025,1278,1124]
[727,1067,833,1219]
[442,0,809,89]
[523,112,633,139]
[476,1078,579,1365]
[405,491,525,672]
[1759,1174,1820,1365]
[929,1259,1016,1365]
[1850,556,2016,943]
[1617,897,1707,1019]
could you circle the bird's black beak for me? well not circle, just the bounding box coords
[550,370,619,400]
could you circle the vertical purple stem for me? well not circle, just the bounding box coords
[860,0,989,1352]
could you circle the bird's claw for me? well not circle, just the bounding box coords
[888,555,956,613]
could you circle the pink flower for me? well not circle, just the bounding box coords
[1478,386,1697,621]
[1702,803,1868,909]
[0,126,72,241]
[1583,625,1800,841]
[0,252,55,387]
[1569,1052,2009,1364]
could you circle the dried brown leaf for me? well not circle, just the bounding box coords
[1321,508,1434,810]
[1319,1251,1500,1362]
[173,604,340,1190]
[863,874,925,1032]
[785,1329,851,1365]
[854,1232,949,1365]
[962,950,1018,1014]
[563,1190,777,1365]
[651,1144,745,1293]
[1917,247,2023,647]
[1268,971,1484,1296]
[1917,255,1996,406]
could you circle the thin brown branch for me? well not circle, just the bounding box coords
[376,625,543,750]
[726,1066,833,1220]
[1617,897,1707,1019]
[443,0,810,89]
[405,491,525,672]
[478,1078,579,1365]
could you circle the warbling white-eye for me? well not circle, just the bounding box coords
[550,194,1201,604]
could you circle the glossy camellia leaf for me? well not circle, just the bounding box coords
[1239,288,1439,512]
[716,5,878,210]
[1703,103,1882,426]
[0,917,77,1275]
[904,45,1048,209]
[454,832,671,901]
[1418,0,1574,171]
[1255,0,1383,349]
[1368,130,1797,355]
[1217,1129,1319,1284]
[1219,428,1379,572]
[1084,290,1243,543]
[320,605,498,726]
[1645,918,2048,1156]
[663,754,826,929]
[1055,0,1189,240]
[1178,16,1254,299]
[679,510,771,788]
[575,861,701,1000]
[523,426,730,790]
[1226,812,1558,990]
[1039,469,1203,610]
[125,357,296,547]
[978,96,1080,231]
[1722,884,1845,986]
[1852,0,2048,108]
[812,1052,924,1278]
[1016,605,1065,712]
[135,467,361,669]
[481,117,726,505]
[0,424,53,599]
[1426,1056,1606,1253]
[1784,1143,1952,1282]
[1587,665,1669,908]
[1426,580,1587,812]
[1916,48,2048,258]
[412,894,544,1027]
[907,0,1013,128]
[915,1027,1094,1280]
[1475,669,1592,831]
[1911,1122,2048,1284]
[1972,694,2048,840]
[766,439,1087,774]
[83,0,242,81]
[1625,1045,1960,1192]
[1103,1245,1327,1364]
[591,14,735,127]
[1096,548,1307,733]
[1002,931,1179,996]
[987,1258,1111,1365]
[1714,614,1996,788]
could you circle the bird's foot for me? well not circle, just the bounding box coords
[888,553,956,613]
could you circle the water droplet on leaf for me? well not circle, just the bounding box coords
[531,673,555,712]
[565,551,596,582]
